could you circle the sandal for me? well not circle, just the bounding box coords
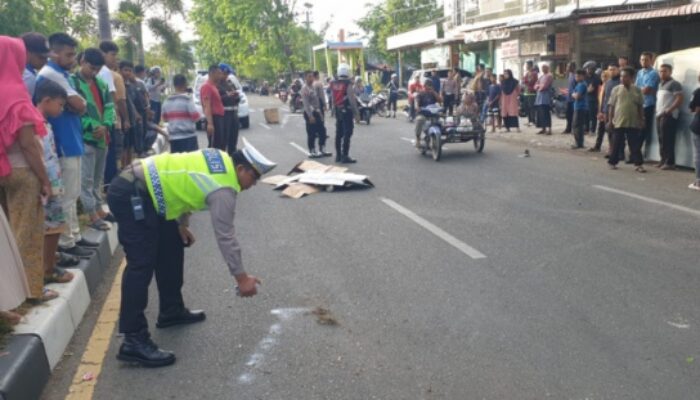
[28,288,59,304]
[89,218,111,231]
[44,267,74,284]
[0,310,22,325]
[635,166,647,173]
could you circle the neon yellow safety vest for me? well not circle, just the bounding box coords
[141,149,241,220]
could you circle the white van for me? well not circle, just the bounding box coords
[651,47,699,168]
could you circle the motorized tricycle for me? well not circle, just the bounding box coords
[417,104,486,161]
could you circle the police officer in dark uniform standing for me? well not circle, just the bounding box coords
[107,140,275,367]
[330,63,360,164]
[218,63,240,154]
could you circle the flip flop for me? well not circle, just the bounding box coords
[44,267,74,284]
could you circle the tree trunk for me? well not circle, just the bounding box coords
[97,0,112,40]
[136,23,145,65]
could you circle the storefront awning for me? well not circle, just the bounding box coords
[506,7,575,28]
[578,3,700,25]
[387,25,438,51]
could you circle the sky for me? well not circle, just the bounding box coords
[107,0,384,48]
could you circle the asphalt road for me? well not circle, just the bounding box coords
[46,95,700,400]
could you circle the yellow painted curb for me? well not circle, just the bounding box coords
[65,259,126,400]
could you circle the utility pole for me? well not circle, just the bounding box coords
[304,3,313,68]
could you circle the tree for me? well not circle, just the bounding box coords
[113,0,184,65]
[0,0,96,42]
[357,0,442,68]
[97,0,112,40]
[191,0,322,80]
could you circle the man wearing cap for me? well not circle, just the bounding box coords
[106,140,274,367]
[217,63,241,154]
[21,32,50,98]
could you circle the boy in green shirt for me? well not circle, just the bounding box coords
[72,48,115,230]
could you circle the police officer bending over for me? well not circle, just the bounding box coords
[107,141,275,367]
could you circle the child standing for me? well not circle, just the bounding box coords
[571,69,589,149]
[35,79,75,285]
[162,74,200,153]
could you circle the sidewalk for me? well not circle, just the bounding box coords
[0,227,119,400]
[487,115,613,153]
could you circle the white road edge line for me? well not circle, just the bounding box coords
[258,122,272,130]
[593,185,700,218]
[289,142,310,156]
[380,197,486,260]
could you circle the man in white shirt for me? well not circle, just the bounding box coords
[655,63,684,170]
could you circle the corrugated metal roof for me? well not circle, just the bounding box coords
[578,3,700,25]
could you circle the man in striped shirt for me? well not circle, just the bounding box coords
[161,74,201,153]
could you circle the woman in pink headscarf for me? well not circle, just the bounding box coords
[0,35,56,315]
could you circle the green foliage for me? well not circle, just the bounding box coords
[191,0,322,80]
[0,0,96,41]
[113,0,186,67]
[357,0,441,67]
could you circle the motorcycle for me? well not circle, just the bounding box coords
[370,92,388,118]
[277,89,288,104]
[418,104,485,162]
[552,87,568,119]
[289,90,304,113]
[357,94,373,125]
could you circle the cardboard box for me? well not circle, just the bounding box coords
[264,108,280,124]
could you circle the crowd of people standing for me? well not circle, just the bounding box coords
[0,30,203,328]
[405,54,700,190]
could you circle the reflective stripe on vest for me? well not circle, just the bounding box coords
[141,149,240,220]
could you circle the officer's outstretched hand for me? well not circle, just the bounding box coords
[178,225,196,247]
[235,273,261,297]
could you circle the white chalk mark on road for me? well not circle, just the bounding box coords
[237,307,310,385]
[381,198,486,260]
[593,185,700,218]
[290,142,310,156]
[258,122,272,130]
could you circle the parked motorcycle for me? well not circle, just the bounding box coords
[370,92,388,118]
[357,93,373,125]
[552,87,568,119]
[289,90,304,113]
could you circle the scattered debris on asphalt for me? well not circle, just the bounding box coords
[308,307,339,326]
[81,372,94,381]
[263,160,374,199]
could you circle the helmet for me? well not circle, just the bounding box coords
[218,63,234,75]
[582,60,597,70]
[150,66,162,74]
[354,76,362,84]
[337,63,350,78]
[391,73,397,79]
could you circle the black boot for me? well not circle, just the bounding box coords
[117,330,175,367]
[335,136,342,162]
[341,136,355,163]
[156,308,206,329]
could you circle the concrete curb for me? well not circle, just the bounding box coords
[0,225,118,400]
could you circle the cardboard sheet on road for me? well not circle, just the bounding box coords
[264,160,373,199]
